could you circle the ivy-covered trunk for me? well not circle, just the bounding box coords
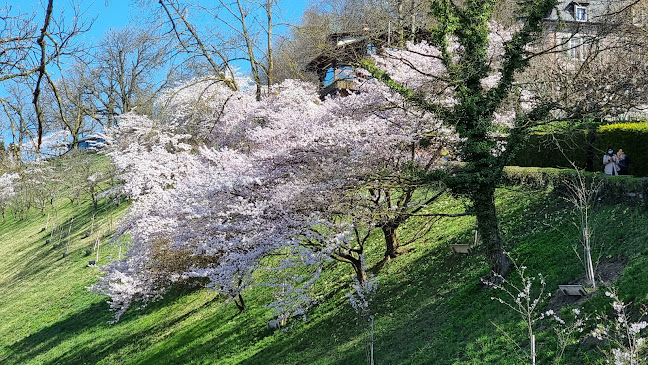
[473,186,510,277]
[364,0,558,279]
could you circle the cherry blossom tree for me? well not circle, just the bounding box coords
[0,172,18,221]
[93,74,454,319]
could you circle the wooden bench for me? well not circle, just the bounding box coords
[450,244,473,254]
[558,284,587,296]
[450,231,480,255]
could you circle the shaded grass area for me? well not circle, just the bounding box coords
[0,184,647,364]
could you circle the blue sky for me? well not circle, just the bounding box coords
[11,0,309,47]
[3,0,309,146]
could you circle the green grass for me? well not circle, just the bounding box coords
[1,179,648,364]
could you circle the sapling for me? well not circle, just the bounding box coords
[94,236,100,264]
[485,258,550,365]
[563,168,603,289]
[551,134,603,290]
[346,255,379,365]
[542,307,587,365]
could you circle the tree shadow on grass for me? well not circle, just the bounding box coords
[237,216,587,365]
[5,288,219,365]
[5,301,114,364]
[234,243,472,364]
[1,201,123,292]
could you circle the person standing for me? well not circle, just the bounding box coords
[603,146,619,175]
[617,148,630,175]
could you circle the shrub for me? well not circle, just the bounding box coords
[503,166,648,208]
[596,123,648,177]
[508,131,589,170]
[508,122,648,177]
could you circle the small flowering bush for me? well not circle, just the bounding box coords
[591,290,648,365]
[346,275,379,320]
[543,307,587,364]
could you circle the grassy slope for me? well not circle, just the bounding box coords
[0,182,647,364]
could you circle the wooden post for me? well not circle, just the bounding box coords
[64,218,73,256]
[94,236,100,264]
[531,334,536,365]
[369,315,375,365]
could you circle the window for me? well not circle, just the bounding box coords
[366,43,377,55]
[569,37,584,60]
[632,8,648,25]
[575,6,587,21]
[324,68,336,85]
[323,65,354,86]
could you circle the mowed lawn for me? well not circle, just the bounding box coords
[0,184,647,364]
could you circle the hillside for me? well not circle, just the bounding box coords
[0,171,647,364]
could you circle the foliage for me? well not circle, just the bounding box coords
[591,290,648,365]
[508,130,590,170]
[509,122,648,177]
[597,123,648,177]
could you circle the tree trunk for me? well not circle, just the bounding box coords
[234,293,246,313]
[382,224,401,262]
[371,223,403,272]
[473,187,510,277]
[350,257,368,283]
[265,0,274,88]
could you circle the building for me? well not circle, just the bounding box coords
[542,0,637,60]
[67,136,106,152]
[305,30,385,98]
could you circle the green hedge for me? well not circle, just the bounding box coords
[509,122,648,177]
[503,166,648,209]
[596,123,648,177]
[508,131,590,170]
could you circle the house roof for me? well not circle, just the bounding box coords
[305,31,387,72]
[544,0,622,24]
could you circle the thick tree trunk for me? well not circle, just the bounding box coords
[473,188,510,278]
[381,224,401,262]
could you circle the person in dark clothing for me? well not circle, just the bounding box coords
[617,149,630,175]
